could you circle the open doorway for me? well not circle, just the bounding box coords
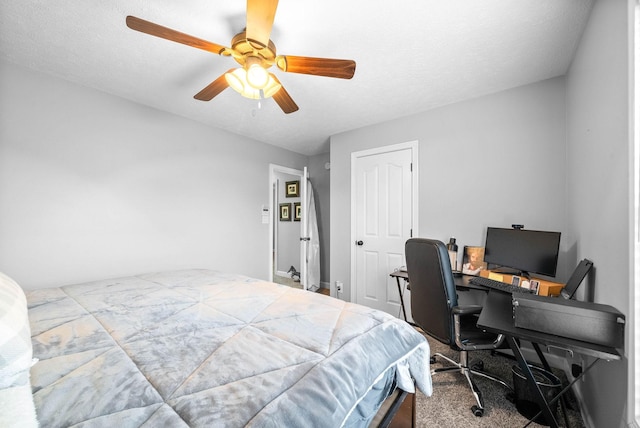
[269,164,323,293]
[269,165,304,288]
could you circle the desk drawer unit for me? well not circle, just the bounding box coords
[512,294,625,349]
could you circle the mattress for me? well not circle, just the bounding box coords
[26,269,431,427]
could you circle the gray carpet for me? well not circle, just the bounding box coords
[414,333,586,428]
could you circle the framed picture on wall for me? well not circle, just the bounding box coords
[285,180,299,197]
[279,203,291,221]
[294,202,301,221]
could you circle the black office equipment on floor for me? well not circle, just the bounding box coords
[512,293,625,348]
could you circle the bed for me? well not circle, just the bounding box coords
[1,269,431,427]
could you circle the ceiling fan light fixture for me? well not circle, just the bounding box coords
[225,68,248,94]
[225,68,281,100]
[262,75,282,98]
[246,63,270,89]
[126,0,354,114]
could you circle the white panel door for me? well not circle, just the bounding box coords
[354,147,413,315]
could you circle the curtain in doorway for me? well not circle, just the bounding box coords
[306,181,320,292]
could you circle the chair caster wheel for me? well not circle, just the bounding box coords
[471,405,484,417]
[430,356,436,364]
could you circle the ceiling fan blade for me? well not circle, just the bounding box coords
[270,75,298,114]
[276,55,356,79]
[126,16,227,55]
[193,70,234,101]
[246,0,278,47]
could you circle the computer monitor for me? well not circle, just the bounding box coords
[483,227,561,277]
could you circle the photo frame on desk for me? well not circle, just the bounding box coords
[529,279,540,295]
[462,246,487,276]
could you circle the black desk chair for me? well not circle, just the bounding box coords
[405,238,511,417]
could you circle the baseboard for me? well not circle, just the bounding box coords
[320,281,329,289]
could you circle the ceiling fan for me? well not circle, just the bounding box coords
[126,0,356,114]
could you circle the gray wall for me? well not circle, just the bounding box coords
[330,77,568,300]
[565,0,631,426]
[0,59,307,289]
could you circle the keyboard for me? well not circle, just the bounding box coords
[469,276,536,294]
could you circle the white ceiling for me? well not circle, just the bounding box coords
[0,0,594,156]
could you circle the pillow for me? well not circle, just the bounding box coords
[0,272,38,427]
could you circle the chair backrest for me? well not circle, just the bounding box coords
[405,238,458,345]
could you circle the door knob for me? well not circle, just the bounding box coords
[356,240,364,246]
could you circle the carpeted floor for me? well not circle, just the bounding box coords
[273,273,302,288]
[414,333,585,428]
[274,274,330,295]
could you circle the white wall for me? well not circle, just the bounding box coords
[0,60,307,289]
[330,77,568,300]
[565,0,632,426]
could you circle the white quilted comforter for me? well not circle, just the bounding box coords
[26,269,431,427]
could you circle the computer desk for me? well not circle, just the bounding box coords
[477,290,622,428]
[392,270,621,426]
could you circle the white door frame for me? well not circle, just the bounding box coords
[268,164,304,284]
[301,167,309,290]
[349,141,419,304]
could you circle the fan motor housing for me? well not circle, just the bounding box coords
[231,31,277,69]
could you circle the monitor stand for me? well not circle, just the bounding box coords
[490,267,529,279]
